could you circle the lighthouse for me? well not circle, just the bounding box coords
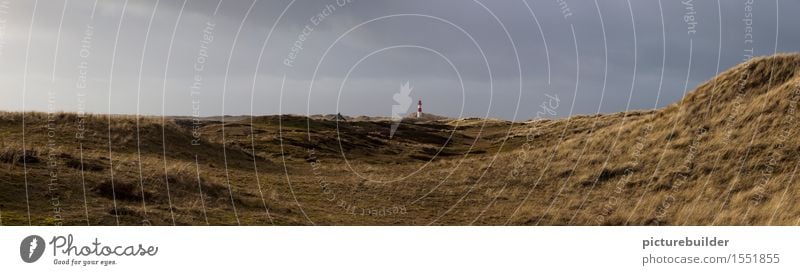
[416,99,422,118]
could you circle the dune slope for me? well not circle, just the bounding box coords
[1,54,799,225]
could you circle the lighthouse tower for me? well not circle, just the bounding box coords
[416,99,422,118]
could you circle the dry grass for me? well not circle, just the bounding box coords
[1,54,800,225]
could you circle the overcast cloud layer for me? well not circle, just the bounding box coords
[0,0,797,121]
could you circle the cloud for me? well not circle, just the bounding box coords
[0,0,797,120]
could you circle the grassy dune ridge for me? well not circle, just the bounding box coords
[1,54,800,225]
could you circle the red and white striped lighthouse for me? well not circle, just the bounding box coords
[416,99,422,118]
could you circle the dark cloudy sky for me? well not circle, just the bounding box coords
[0,0,797,121]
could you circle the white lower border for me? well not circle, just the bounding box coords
[0,226,796,274]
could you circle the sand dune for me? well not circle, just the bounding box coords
[1,54,799,225]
